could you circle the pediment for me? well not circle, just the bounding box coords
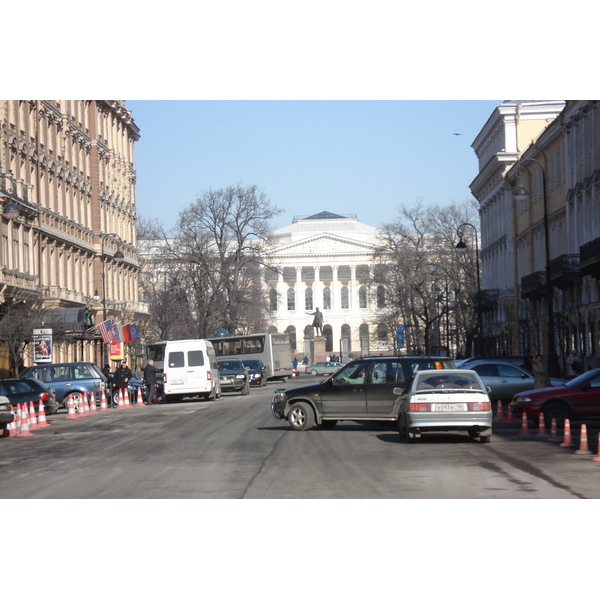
[268,233,379,257]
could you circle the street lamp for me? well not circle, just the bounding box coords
[100,233,125,365]
[456,222,483,356]
[512,157,558,377]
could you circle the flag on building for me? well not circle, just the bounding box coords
[112,321,122,344]
[97,319,116,344]
[121,323,134,343]
[130,323,140,340]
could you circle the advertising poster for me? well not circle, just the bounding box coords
[33,328,53,363]
[109,341,124,361]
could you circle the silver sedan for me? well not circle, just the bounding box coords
[396,369,493,443]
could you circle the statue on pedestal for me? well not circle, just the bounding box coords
[308,307,324,336]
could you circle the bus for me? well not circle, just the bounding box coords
[207,332,293,382]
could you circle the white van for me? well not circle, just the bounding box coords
[146,339,221,402]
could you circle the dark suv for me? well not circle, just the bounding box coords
[271,356,455,431]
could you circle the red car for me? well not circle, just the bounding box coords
[510,368,600,426]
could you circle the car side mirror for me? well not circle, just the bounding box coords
[393,387,404,395]
[521,374,529,379]
[486,386,492,394]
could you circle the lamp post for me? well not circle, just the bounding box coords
[100,233,125,365]
[456,222,483,356]
[513,157,558,377]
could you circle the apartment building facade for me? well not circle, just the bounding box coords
[470,100,600,376]
[0,100,148,375]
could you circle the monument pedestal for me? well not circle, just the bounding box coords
[313,336,327,363]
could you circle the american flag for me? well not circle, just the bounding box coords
[97,319,116,343]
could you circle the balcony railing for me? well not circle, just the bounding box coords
[521,271,547,299]
[580,237,600,277]
[475,288,499,311]
[548,254,581,288]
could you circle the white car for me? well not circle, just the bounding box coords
[396,369,493,443]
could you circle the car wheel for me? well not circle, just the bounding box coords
[311,369,318,376]
[288,402,314,431]
[479,434,491,443]
[65,392,81,412]
[317,420,337,429]
[543,401,570,427]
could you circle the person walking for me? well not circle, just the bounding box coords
[532,355,551,389]
[143,359,162,404]
[566,349,582,379]
[113,361,133,395]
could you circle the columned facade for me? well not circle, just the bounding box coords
[265,211,388,362]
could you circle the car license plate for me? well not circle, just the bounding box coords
[222,378,233,384]
[433,403,467,412]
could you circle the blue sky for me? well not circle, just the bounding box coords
[128,100,502,232]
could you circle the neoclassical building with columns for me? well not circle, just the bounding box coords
[264,211,388,361]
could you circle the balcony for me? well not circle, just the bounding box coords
[548,254,581,288]
[521,271,547,299]
[580,237,600,279]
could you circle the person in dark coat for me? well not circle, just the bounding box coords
[143,359,162,404]
[113,361,133,394]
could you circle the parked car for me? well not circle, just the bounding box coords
[459,355,532,371]
[241,358,267,387]
[0,377,58,415]
[464,360,566,402]
[305,361,344,376]
[20,362,110,410]
[128,373,148,401]
[510,368,600,426]
[272,356,456,431]
[396,369,493,443]
[217,359,250,395]
[0,394,15,434]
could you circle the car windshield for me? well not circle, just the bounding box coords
[415,372,483,392]
[242,360,261,369]
[219,361,243,370]
[565,370,600,388]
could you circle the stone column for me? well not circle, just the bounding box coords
[332,265,338,311]
[295,266,302,314]
[314,265,321,310]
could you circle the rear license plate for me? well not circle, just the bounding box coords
[433,403,467,412]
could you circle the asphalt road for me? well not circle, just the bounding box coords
[3,375,600,499]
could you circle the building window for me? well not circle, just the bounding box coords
[12,223,19,271]
[287,287,295,311]
[377,285,385,308]
[323,286,331,310]
[2,220,8,268]
[341,285,349,309]
[305,286,313,311]
[358,285,367,308]
[269,287,278,312]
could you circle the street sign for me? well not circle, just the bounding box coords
[396,324,405,348]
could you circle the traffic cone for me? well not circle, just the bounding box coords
[495,401,504,421]
[560,419,574,447]
[66,397,78,419]
[89,392,97,414]
[124,388,131,408]
[592,433,600,462]
[575,424,593,455]
[100,390,108,412]
[117,389,125,409]
[549,418,559,441]
[28,401,38,429]
[136,387,144,406]
[37,399,50,428]
[506,408,515,424]
[519,412,532,437]
[536,413,548,438]
[16,403,34,438]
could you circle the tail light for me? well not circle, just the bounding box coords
[39,392,49,402]
[163,373,167,384]
[207,370,212,381]
[467,402,491,411]
[408,403,432,412]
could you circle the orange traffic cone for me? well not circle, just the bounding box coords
[136,387,144,406]
[536,413,548,437]
[117,389,125,409]
[16,403,34,438]
[592,433,600,462]
[89,392,97,414]
[560,419,574,447]
[575,424,593,455]
[66,397,78,419]
[519,412,532,437]
[549,418,559,441]
[28,401,38,429]
[495,401,504,421]
[100,390,108,412]
[506,408,515,424]
[124,388,131,408]
[37,399,50,428]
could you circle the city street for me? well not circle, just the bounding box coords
[2,375,600,499]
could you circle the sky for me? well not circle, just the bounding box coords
[128,100,502,233]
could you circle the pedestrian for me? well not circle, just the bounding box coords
[113,360,133,395]
[143,359,162,404]
[292,357,299,370]
[532,355,551,388]
[566,349,582,378]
